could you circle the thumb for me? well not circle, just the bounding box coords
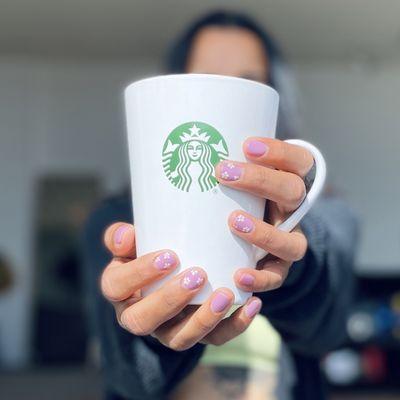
[103,222,136,258]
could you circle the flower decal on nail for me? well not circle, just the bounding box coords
[233,214,254,233]
[182,268,205,289]
[155,251,176,270]
[219,161,242,181]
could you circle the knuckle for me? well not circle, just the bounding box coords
[161,290,181,310]
[132,262,147,284]
[101,268,119,301]
[120,309,150,336]
[301,150,314,176]
[116,315,126,330]
[271,275,284,290]
[259,277,269,291]
[258,227,275,249]
[168,341,183,351]
[290,177,306,206]
[193,313,215,334]
[275,141,287,164]
[262,272,283,290]
[291,234,308,261]
[253,166,267,187]
[168,337,191,352]
[294,235,308,261]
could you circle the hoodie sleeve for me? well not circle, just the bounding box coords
[259,196,359,356]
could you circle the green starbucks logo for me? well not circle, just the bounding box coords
[162,121,229,192]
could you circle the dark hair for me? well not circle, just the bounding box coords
[165,10,301,138]
[166,10,283,88]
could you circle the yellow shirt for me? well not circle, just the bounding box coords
[200,314,281,373]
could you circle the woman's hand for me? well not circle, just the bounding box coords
[100,222,262,351]
[215,137,314,293]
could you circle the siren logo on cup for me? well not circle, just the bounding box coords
[162,122,229,192]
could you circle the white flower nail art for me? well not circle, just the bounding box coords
[221,171,229,179]
[190,269,204,284]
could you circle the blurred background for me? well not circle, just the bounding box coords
[0,0,399,399]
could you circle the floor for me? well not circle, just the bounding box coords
[0,367,102,400]
[0,368,398,400]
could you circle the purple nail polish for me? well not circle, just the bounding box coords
[154,251,177,270]
[246,140,268,157]
[219,161,242,181]
[245,298,262,318]
[181,268,205,290]
[233,214,254,233]
[211,292,231,313]
[114,225,129,245]
[239,273,255,286]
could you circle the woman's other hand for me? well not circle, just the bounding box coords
[100,222,262,351]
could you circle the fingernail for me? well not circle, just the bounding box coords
[154,251,177,270]
[246,140,268,157]
[239,273,255,286]
[114,225,129,245]
[181,268,205,290]
[219,161,242,181]
[233,214,254,233]
[211,291,231,313]
[245,298,262,318]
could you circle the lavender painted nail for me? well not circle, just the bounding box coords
[181,268,205,290]
[211,292,231,313]
[114,225,129,245]
[246,140,268,157]
[233,214,254,233]
[245,298,262,318]
[219,161,242,181]
[154,251,176,270]
[239,273,255,286]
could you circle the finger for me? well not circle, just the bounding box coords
[113,295,142,328]
[101,250,179,302]
[120,268,207,336]
[202,297,262,346]
[162,289,234,351]
[234,258,292,292]
[103,222,136,258]
[243,137,314,177]
[229,211,308,261]
[153,306,198,345]
[215,160,306,212]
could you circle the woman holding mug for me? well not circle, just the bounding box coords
[83,10,358,400]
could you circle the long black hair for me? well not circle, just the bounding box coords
[165,10,301,139]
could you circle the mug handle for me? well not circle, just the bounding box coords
[255,139,327,261]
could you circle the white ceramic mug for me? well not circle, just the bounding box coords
[125,74,326,304]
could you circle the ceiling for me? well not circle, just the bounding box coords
[1,0,400,62]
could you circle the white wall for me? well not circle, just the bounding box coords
[0,55,399,366]
[294,61,400,272]
[0,55,157,366]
